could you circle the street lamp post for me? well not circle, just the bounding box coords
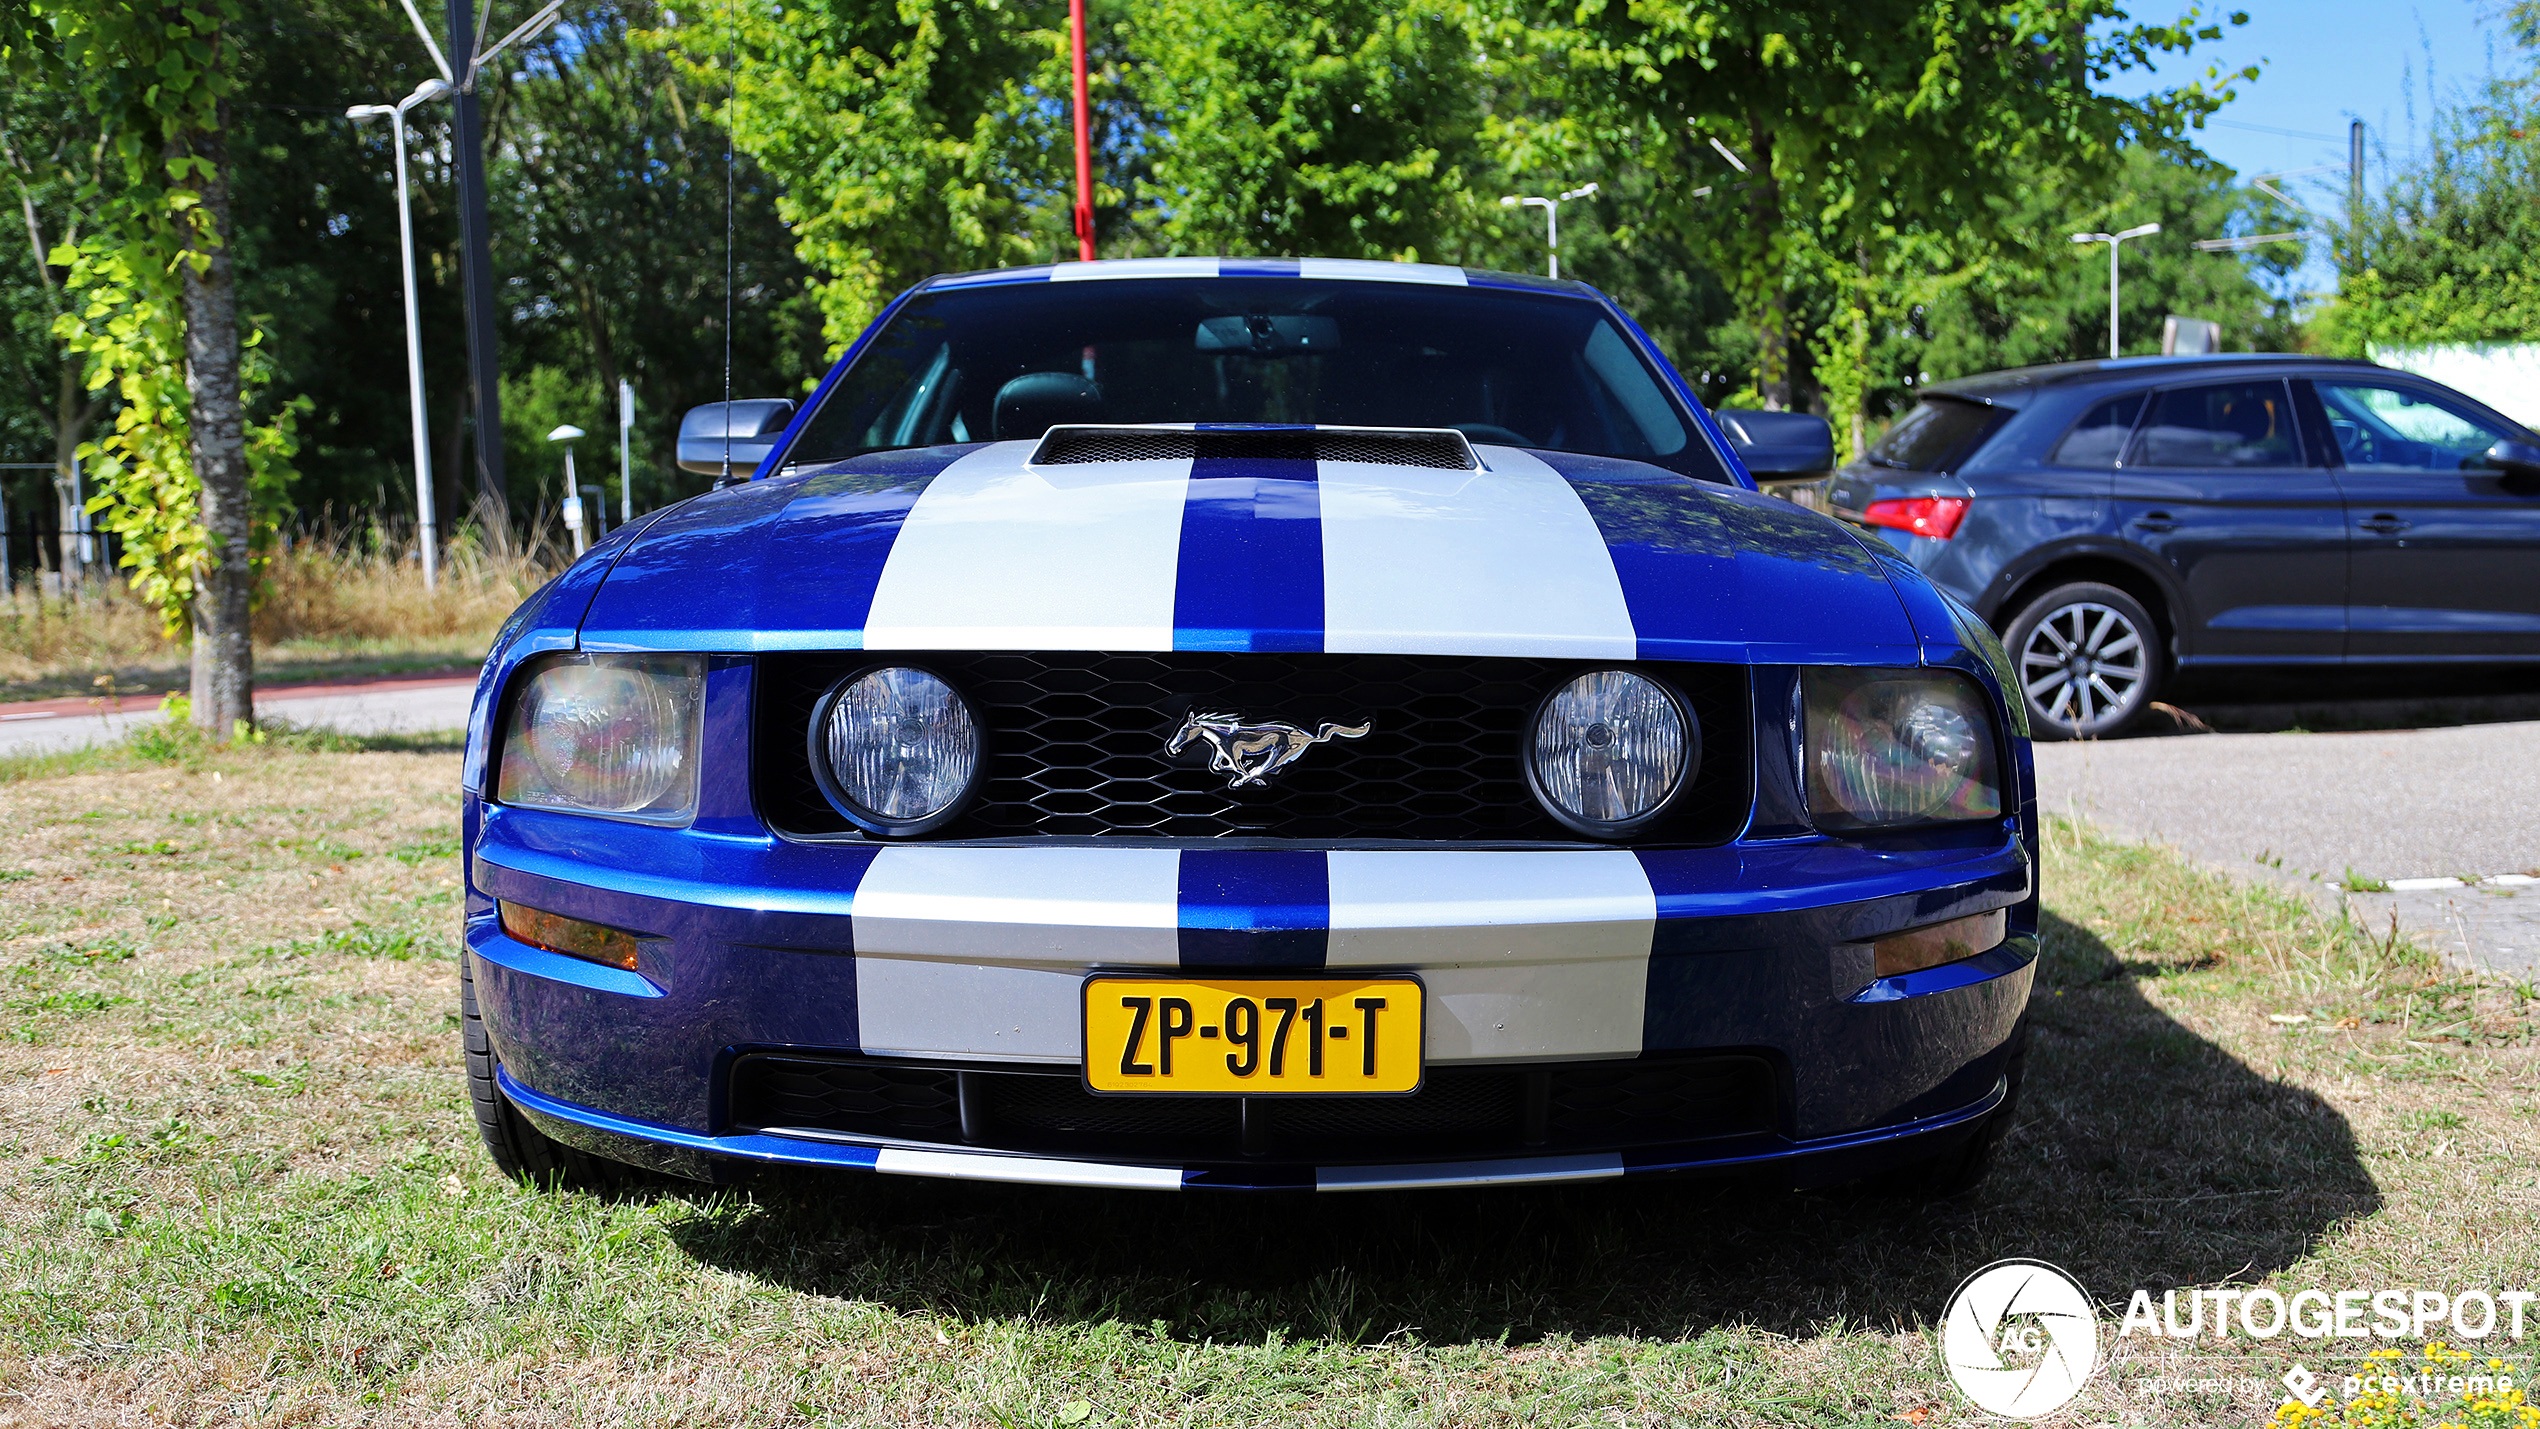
[346,77,452,591]
[2070,223,2162,360]
[617,378,635,526]
[547,424,587,556]
[1500,183,1600,280]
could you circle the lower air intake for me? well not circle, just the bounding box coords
[728,1053,1779,1164]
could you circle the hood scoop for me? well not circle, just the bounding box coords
[1029,424,1478,471]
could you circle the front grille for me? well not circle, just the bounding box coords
[1032,427,1474,469]
[728,1053,1778,1162]
[755,652,1751,843]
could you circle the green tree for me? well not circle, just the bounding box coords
[487,0,824,529]
[647,0,1070,352]
[1120,1,1492,261]
[1533,0,2247,420]
[2311,32,2540,353]
[0,87,112,577]
[12,0,309,734]
[1913,143,2300,379]
[652,0,1542,344]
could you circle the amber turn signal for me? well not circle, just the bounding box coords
[498,901,642,971]
[1872,908,2007,979]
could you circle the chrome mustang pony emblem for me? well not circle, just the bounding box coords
[1167,711,1372,789]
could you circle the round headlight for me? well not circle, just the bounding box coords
[811,666,982,835]
[1803,670,2002,828]
[517,659,689,813]
[1524,669,1696,837]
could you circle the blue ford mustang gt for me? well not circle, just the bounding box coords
[459,257,2039,1196]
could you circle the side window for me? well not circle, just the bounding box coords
[2050,391,2145,468]
[2128,380,2302,469]
[1866,397,2002,471]
[2315,381,2508,472]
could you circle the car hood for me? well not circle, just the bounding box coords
[576,438,1920,663]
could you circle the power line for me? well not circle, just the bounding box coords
[2209,117,2351,143]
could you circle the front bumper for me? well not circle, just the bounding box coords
[465,798,2036,1191]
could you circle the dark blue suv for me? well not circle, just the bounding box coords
[1826,354,2540,738]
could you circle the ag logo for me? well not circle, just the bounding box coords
[1939,1259,2100,1419]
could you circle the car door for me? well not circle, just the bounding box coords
[2111,377,2347,661]
[2304,376,2540,659]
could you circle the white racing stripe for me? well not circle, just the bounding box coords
[852,847,1181,1062]
[1317,1153,1624,1192]
[1325,851,1656,1062]
[1318,447,1636,658]
[876,1147,1185,1190]
[1297,258,1467,286]
[861,444,1190,650]
[1051,257,1222,281]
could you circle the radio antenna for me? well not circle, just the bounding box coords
[721,0,737,479]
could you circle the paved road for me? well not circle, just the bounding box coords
[2034,721,2540,978]
[0,674,476,756]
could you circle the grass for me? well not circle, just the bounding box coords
[0,529,545,703]
[0,750,2532,1426]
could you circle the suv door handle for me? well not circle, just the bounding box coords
[2359,513,2411,535]
[2130,511,2180,533]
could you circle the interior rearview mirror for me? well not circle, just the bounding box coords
[2483,437,2540,482]
[678,399,798,482]
[1716,408,1836,482]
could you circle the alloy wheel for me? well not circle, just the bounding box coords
[2018,600,2147,733]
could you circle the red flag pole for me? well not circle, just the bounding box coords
[1070,0,1094,261]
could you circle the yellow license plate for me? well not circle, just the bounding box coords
[1081,975,1424,1095]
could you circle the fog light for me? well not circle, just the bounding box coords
[1871,908,2007,979]
[498,901,641,971]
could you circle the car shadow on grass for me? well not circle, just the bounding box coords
[663,907,2377,1345]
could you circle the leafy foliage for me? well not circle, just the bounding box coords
[9,0,306,637]
[2313,42,2540,353]
[1914,144,2302,376]
[1121,1,1493,262]
[1538,0,2252,426]
[0,0,2311,532]
[645,0,1072,353]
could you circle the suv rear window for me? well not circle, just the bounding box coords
[1868,397,2002,471]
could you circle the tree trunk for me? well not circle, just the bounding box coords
[1744,116,1790,411]
[182,105,253,738]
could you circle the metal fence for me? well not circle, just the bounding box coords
[0,463,118,598]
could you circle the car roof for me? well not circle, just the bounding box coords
[921,256,1595,296]
[1923,352,2390,406]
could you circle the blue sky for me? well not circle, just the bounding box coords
[2101,0,2512,296]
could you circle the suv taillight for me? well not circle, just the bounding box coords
[1862,496,1970,540]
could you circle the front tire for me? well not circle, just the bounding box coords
[2003,582,2160,739]
[461,951,637,1190]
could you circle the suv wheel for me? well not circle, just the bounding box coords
[2003,582,2159,740]
[461,951,638,1191]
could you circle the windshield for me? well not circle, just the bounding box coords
[785,277,1730,481]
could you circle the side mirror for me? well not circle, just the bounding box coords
[677,399,797,482]
[1716,408,1836,481]
[2484,437,2540,482]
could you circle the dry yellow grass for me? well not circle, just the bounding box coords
[0,534,548,699]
